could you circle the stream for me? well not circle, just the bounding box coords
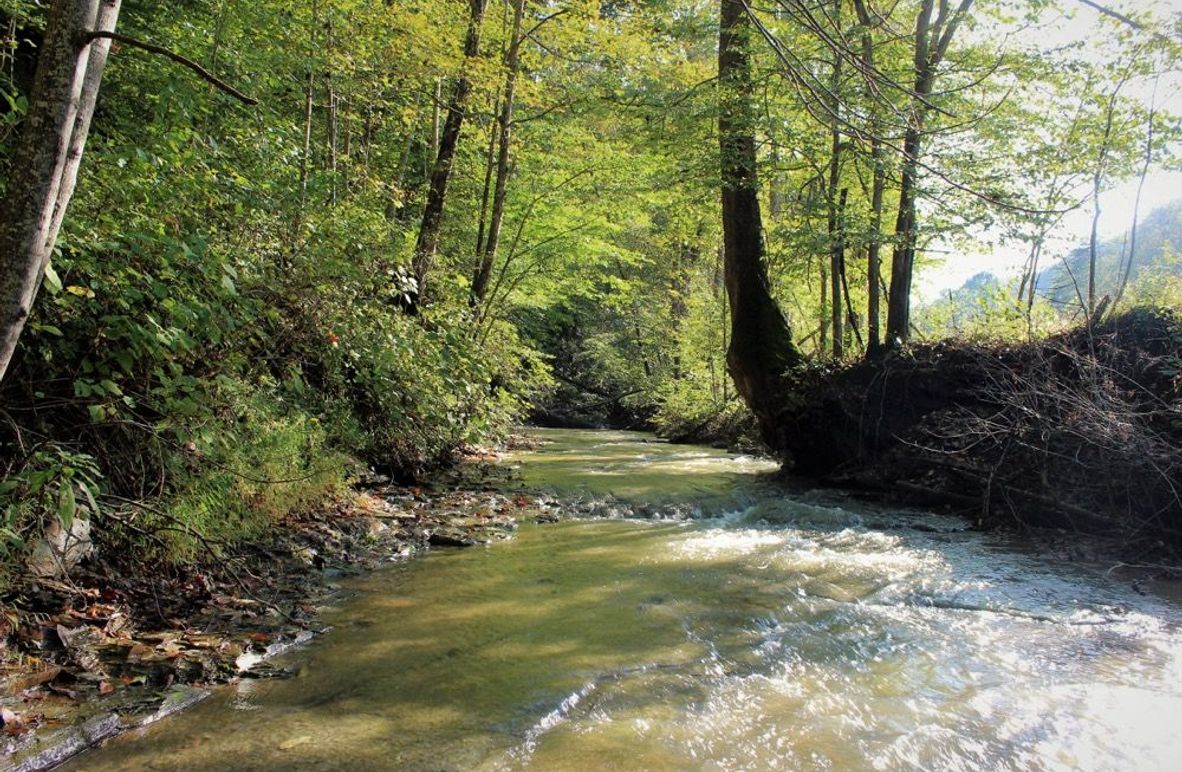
[62,429,1182,770]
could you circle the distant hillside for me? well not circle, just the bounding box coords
[1036,199,1182,309]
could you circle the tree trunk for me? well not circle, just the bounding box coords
[473,99,499,258]
[670,233,701,379]
[885,124,921,343]
[853,0,884,357]
[470,0,524,308]
[410,0,487,310]
[826,20,843,361]
[0,0,116,383]
[299,69,314,208]
[819,256,829,354]
[836,188,859,350]
[1114,104,1154,308]
[431,77,442,159]
[865,148,884,353]
[47,0,121,252]
[1088,90,1118,315]
[326,74,338,203]
[884,0,973,345]
[719,0,801,447]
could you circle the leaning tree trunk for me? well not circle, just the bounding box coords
[411,0,487,311]
[0,0,120,384]
[719,0,802,449]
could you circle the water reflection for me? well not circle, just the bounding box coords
[64,429,1182,771]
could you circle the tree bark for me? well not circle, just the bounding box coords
[885,123,921,343]
[410,0,487,310]
[471,0,525,308]
[47,0,121,253]
[473,99,499,258]
[825,8,843,361]
[1114,103,1154,308]
[299,70,314,209]
[819,255,829,353]
[853,0,884,357]
[719,0,802,447]
[0,0,110,383]
[885,0,973,345]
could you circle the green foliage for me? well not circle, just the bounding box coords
[0,0,1178,571]
[0,445,101,556]
[916,272,1062,341]
[0,0,550,568]
[1125,243,1182,311]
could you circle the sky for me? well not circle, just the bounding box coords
[917,0,1182,299]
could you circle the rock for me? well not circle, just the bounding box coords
[54,625,105,672]
[27,518,94,579]
[356,471,391,487]
[1,667,61,697]
[427,530,478,548]
[8,712,123,771]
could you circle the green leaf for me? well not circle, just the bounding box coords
[58,484,76,528]
[77,481,101,518]
[43,263,62,294]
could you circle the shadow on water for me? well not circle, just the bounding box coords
[62,429,1182,771]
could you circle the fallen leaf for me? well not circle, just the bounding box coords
[98,681,114,696]
[6,666,61,693]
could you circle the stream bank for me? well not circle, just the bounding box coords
[0,454,552,771]
[50,429,1182,771]
[779,309,1182,553]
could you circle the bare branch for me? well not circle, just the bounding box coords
[79,30,259,105]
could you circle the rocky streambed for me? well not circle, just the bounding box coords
[0,460,554,771]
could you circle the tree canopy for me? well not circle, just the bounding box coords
[0,0,1178,562]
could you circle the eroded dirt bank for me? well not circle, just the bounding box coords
[780,309,1182,552]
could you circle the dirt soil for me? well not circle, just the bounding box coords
[782,308,1182,552]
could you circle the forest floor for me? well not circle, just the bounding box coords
[0,451,558,771]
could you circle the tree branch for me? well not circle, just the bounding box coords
[1075,0,1141,29]
[78,30,259,105]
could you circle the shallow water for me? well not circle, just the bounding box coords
[65,429,1182,770]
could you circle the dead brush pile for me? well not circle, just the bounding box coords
[787,308,1182,546]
